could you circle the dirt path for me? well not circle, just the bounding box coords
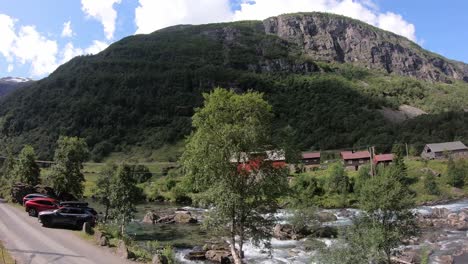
[0,199,133,264]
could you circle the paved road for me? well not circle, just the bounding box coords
[0,199,133,264]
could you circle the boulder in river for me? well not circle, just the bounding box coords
[185,246,207,261]
[143,211,159,224]
[205,249,232,263]
[174,211,198,224]
[273,224,306,240]
[313,226,338,238]
[317,211,338,222]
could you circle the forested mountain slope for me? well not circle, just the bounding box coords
[0,13,467,159]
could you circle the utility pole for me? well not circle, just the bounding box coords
[369,146,375,177]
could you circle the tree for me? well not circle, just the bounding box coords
[93,162,117,222]
[12,145,40,186]
[358,167,418,263]
[447,157,466,188]
[317,166,418,264]
[423,172,439,195]
[47,136,89,198]
[326,163,349,194]
[181,88,288,263]
[109,164,141,235]
[391,143,407,181]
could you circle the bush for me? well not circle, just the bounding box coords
[423,173,439,195]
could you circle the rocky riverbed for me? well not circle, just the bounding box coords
[129,199,468,264]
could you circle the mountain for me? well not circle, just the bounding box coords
[0,12,466,159]
[0,77,33,97]
[264,13,468,82]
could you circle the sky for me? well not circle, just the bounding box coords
[0,0,467,79]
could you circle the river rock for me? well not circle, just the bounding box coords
[205,249,232,263]
[174,211,198,224]
[143,211,159,224]
[273,224,305,240]
[317,211,338,222]
[152,254,168,264]
[185,246,207,261]
[431,208,450,218]
[313,226,338,238]
[436,255,454,264]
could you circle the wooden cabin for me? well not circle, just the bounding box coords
[421,141,468,160]
[373,154,393,167]
[341,151,371,171]
[301,152,321,171]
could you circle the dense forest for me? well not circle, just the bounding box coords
[0,18,467,159]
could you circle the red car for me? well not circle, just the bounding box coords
[24,197,59,217]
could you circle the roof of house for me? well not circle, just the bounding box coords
[374,154,394,163]
[341,151,371,160]
[302,152,321,159]
[426,141,468,153]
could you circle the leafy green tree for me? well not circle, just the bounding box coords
[317,166,418,264]
[354,164,370,194]
[181,88,288,263]
[1,147,16,180]
[93,162,117,222]
[358,168,418,263]
[447,157,466,188]
[326,163,349,194]
[391,143,408,181]
[423,173,439,195]
[109,164,141,235]
[291,174,322,207]
[47,136,89,198]
[12,145,40,186]
[131,164,152,183]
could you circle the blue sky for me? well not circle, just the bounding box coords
[0,0,467,79]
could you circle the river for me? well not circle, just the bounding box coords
[163,199,468,264]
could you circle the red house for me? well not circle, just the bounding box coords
[373,154,394,167]
[341,151,371,171]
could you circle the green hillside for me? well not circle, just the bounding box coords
[0,17,467,159]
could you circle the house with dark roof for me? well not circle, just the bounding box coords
[373,154,394,167]
[301,152,321,170]
[421,141,468,159]
[341,150,370,171]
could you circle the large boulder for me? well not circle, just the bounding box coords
[116,240,133,259]
[94,230,108,246]
[317,212,337,222]
[185,246,207,261]
[273,224,305,240]
[174,211,198,224]
[152,254,169,264]
[313,226,338,238]
[205,250,232,263]
[431,208,450,219]
[143,211,159,224]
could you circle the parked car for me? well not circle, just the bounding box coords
[24,197,59,217]
[22,193,50,206]
[38,207,96,229]
[59,201,98,216]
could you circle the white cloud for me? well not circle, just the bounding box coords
[85,40,109,54]
[134,0,418,41]
[11,25,59,76]
[61,21,73,37]
[81,0,121,40]
[60,40,108,65]
[7,64,13,72]
[135,0,233,34]
[0,14,17,61]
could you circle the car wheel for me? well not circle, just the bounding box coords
[28,208,37,217]
[41,219,51,228]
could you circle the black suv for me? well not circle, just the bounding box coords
[59,201,98,216]
[38,207,96,229]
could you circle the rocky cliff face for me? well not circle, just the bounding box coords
[263,13,468,82]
